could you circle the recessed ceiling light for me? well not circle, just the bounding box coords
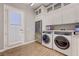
[30,3,35,6]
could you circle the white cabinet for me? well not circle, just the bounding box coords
[74,4,79,22]
[35,4,79,27]
[72,35,79,56]
[72,35,78,56]
[62,4,76,24]
[45,11,54,25]
[53,8,62,25]
[76,35,79,56]
[45,9,62,25]
[45,5,54,25]
[35,5,46,16]
[35,5,47,31]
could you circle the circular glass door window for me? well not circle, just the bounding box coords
[43,34,50,44]
[54,36,70,50]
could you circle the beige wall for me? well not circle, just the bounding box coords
[0,3,35,50]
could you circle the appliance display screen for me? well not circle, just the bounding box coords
[75,24,79,32]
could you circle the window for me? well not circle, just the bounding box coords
[64,3,70,6]
[9,11,21,25]
[54,3,61,10]
[47,6,52,12]
[39,9,41,14]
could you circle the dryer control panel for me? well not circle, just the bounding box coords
[54,32,72,36]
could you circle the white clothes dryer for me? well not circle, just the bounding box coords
[53,31,73,56]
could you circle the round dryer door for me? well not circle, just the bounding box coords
[43,34,50,44]
[54,36,70,50]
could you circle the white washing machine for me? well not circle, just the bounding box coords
[53,31,73,56]
[42,31,53,48]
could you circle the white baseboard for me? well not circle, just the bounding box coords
[0,40,36,52]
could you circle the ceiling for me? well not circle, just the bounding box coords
[29,3,51,9]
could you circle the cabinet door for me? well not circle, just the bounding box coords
[45,11,54,25]
[62,4,76,24]
[72,36,78,56]
[75,4,79,22]
[53,8,62,25]
[77,35,79,56]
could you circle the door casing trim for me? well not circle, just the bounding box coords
[4,4,25,49]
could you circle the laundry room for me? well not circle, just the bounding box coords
[34,3,79,56]
[1,2,79,57]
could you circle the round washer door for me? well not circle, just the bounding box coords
[43,34,50,44]
[54,36,70,50]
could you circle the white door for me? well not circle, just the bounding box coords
[4,5,24,47]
